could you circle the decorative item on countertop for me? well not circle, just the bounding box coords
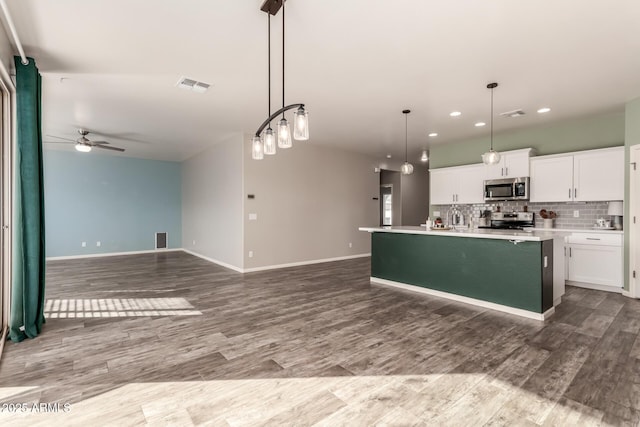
[540,209,556,229]
[595,217,613,229]
[425,217,433,230]
[608,201,623,230]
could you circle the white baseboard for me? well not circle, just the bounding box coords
[371,277,555,321]
[46,248,182,261]
[181,249,244,273]
[622,289,638,298]
[566,280,623,294]
[48,248,370,276]
[242,253,371,273]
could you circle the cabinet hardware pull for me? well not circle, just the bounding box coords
[508,239,525,245]
[574,188,577,198]
[570,247,572,257]
[586,238,601,240]
[505,167,508,176]
[569,189,571,198]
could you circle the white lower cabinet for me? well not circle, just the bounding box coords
[565,233,623,292]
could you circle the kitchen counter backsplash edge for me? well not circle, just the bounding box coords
[432,201,617,230]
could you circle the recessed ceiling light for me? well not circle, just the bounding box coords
[475,122,486,127]
[537,107,551,113]
[386,154,392,159]
[450,111,462,117]
[428,133,438,137]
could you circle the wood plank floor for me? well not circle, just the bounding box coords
[1,251,640,426]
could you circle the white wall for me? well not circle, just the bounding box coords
[243,135,380,269]
[182,134,244,269]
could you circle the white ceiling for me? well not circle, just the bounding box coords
[6,0,640,161]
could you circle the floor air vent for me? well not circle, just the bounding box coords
[155,232,168,249]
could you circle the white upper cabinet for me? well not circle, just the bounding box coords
[529,146,624,203]
[430,168,457,205]
[530,155,574,202]
[457,165,485,204]
[484,149,533,180]
[573,148,624,201]
[430,164,484,205]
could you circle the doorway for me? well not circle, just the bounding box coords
[629,145,640,298]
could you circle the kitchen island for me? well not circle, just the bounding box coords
[359,226,559,320]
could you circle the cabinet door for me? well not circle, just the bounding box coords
[503,152,530,178]
[430,169,456,205]
[567,244,622,287]
[529,156,574,202]
[456,165,485,204]
[483,158,506,180]
[573,148,624,201]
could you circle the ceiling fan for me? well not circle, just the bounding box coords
[45,129,125,153]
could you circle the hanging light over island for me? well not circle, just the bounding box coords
[481,82,501,165]
[400,109,414,175]
[252,0,309,160]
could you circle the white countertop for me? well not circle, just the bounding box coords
[526,227,623,235]
[359,226,559,242]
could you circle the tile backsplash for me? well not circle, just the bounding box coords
[432,201,619,229]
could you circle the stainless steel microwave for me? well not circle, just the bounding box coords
[484,177,530,201]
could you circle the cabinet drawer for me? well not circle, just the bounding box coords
[566,233,622,246]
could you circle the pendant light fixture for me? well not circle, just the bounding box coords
[420,150,428,162]
[400,109,414,175]
[252,0,309,160]
[482,82,501,165]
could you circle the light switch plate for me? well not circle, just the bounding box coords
[249,213,258,221]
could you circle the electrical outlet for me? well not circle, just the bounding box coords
[96,241,101,247]
[192,240,196,245]
[249,213,258,221]
[434,211,441,217]
[349,242,353,248]
[248,251,253,258]
[81,241,86,247]
[573,210,580,218]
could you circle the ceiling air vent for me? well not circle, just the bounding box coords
[176,76,211,93]
[499,109,526,118]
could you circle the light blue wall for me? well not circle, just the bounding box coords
[44,150,182,257]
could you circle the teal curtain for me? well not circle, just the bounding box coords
[9,56,46,342]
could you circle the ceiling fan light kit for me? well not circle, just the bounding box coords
[47,129,125,153]
[252,0,309,160]
[75,143,91,153]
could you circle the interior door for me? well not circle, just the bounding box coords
[380,185,392,226]
[631,145,640,298]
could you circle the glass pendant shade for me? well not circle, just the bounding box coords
[263,127,276,155]
[75,143,91,153]
[277,118,292,148]
[251,136,264,160]
[482,149,501,165]
[293,108,309,140]
[420,150,428,162]
[401,162,414,175]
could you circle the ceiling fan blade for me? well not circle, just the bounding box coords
[91,141,110,144]
[46,134,76,143]
[94,144,125,152]
[43,140,73,144]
